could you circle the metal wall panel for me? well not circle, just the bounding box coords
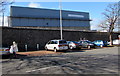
[11,6,90,20]
[10,6,90,30]
[11,18,90,27]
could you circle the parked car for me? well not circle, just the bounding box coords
[93,40,108,47]
[67,41,82,50]
[78,40,96,49]
[113,39,120,45]
[0,47,10,55]
[108,39,120,45]
[45,40,68,52]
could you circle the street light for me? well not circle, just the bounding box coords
[1,2,5,27]
[2,10,4,27]
[59,0,63,40]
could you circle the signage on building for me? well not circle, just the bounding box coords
[68,14,84,18]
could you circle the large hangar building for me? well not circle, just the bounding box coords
[10,6,91,30]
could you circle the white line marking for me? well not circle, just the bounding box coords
[26,66,58,73]
[103,69,118,73]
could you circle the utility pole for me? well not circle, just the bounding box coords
[59,0,63,40]
[2,11,4,26]
[2,2,4,27]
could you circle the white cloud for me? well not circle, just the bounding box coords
[90,25,98,30]
[28,2,41,8]
[0,16,9,26]
[90,18,102,30]
[13,0,119,2]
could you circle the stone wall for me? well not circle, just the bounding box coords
[0,27,2,48]
[1,27,120,51]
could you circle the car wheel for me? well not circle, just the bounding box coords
[45,47,48,51]
[70,46,73,50]
[79,47,81,50]
[94,46,97,49]
[100,45,103,47]
[54,47,57,52]
[87,46,91,49]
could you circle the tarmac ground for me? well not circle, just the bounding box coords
[1,46,119,75]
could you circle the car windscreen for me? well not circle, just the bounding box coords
[103,41,107,43]
[72,41,79,44]
[78,41,82,43]
[59,40,67,44]
[86,41,93,44]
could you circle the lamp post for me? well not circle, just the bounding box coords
[59,0,63,40]
[2,2,4,27]
[2,11,4,27]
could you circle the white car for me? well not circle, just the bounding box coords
[113,39,120,45]
[45,40,68,52]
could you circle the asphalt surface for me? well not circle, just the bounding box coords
[1,46,119,74]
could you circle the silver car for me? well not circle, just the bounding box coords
[67,41,82,50]
[0,47,10,55]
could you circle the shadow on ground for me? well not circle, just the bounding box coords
[1,54,27,59]
[55,49,86,53]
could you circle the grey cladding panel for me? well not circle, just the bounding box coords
[10,6,90,29]
[11,6,90,20]
[11,18,90,27]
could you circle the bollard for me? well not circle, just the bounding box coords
[118,35,120,40]
[80,38,82,41]
[37,44,39,50]
[25,44,27,52]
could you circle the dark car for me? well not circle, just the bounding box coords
[78,40,96,49]
[67,41,82,50]
[93,40,108,47]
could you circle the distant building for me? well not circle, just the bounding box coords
[9,6,91,30]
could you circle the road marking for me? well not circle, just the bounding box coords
[26,66,59,73]
[103,69,118,73]
[26,62,74,73]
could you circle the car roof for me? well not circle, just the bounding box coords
[94,40,104,41]
[79,40,89,41]
[50,39,66,41]
[0,47,9,49]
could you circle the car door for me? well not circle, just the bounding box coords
[94,41,99,46]
[79,41,84,47]
[49,41,57,50]
[46,41,53,50]
[83,41,88,47]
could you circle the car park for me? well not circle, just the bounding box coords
[78,40,96,49]
[93,40,108,47]
[67,41,82,50]
[0,47,10,55]
[45,40,68,52]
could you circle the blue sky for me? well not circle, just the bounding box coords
[1,2,119,31]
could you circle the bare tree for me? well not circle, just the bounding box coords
[0,0,14,13]
[100,2,120,45]
[0,0,14,26]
